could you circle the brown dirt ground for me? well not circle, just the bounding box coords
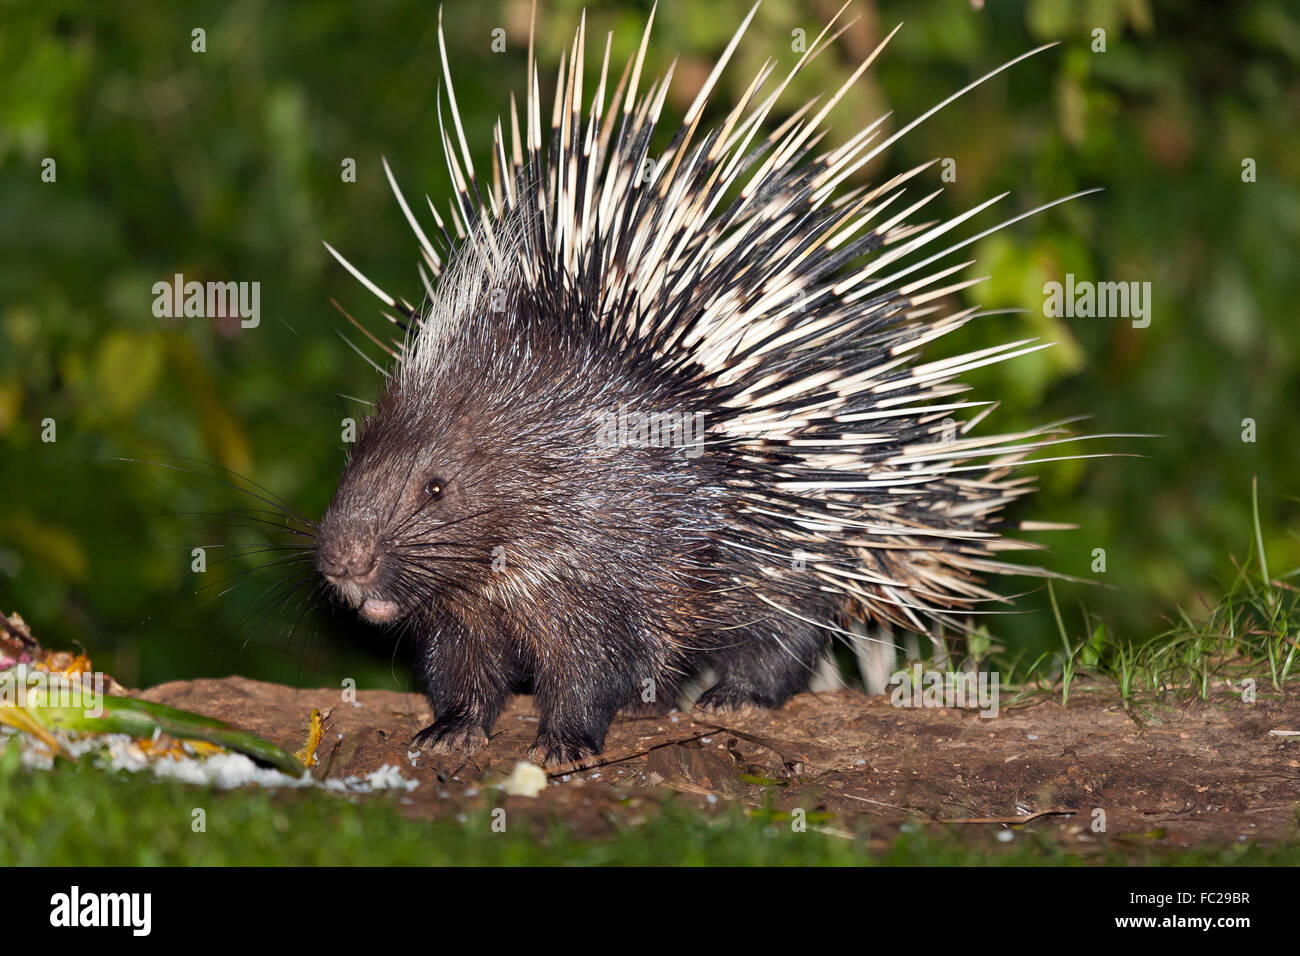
[137,677,1300,850]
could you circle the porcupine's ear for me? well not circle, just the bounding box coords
[449,412,479,460]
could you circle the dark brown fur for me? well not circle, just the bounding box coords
[316,304,837,766]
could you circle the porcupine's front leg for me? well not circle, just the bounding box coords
[527,675,630,767]
[525,629,647,767]
[411,615,514,756]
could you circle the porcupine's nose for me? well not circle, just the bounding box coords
[317,541,380,586]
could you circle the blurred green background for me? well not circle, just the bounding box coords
[1,0,1296,691]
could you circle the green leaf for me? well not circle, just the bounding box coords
[21,692,305,777]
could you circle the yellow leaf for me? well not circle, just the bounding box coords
[93,330,164,417]
[1,513,88,580]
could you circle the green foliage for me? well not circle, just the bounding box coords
[1,0,1297,687]
[994,484,1300,704]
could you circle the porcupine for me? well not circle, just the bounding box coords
[314,3,1102,767]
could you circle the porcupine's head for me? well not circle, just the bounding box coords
[315,381,482,625]
[315,226,718,628]
[315,238,520,625]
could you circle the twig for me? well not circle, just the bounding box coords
[936,808,1079,825]
[545,729,718,778]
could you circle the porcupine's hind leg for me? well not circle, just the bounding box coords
[695,615,830,714]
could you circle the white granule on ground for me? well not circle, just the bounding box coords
[150,752,315,789]
[320,767,418,794]
[1,725,418,793]
[501,761,547,797]
[364,763,419,791]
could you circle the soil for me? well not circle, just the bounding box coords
[132,676,1300,854]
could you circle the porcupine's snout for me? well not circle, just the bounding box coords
[317,539,378,585]
[316,521,402,624]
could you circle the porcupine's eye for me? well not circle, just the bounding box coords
[423,477,446,501]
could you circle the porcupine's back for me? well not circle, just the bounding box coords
[327,4,1100,654]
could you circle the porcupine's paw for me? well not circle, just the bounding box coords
[526,733,601,769]
[694,683,781,718]
[411,719,488,756]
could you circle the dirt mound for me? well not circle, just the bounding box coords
[137,676,1300,848]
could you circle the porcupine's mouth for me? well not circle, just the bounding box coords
[359,597,402,623]
[324,575,404,624]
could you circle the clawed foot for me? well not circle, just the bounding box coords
[526,734,601,769]
[694,685,777,718]
[411,719,488,756]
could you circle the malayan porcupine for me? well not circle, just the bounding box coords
[314,3,1104,767]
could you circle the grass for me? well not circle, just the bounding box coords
[3,742,1297,865]
[972,484,1300,708]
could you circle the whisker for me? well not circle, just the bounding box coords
[101,455,317,528]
